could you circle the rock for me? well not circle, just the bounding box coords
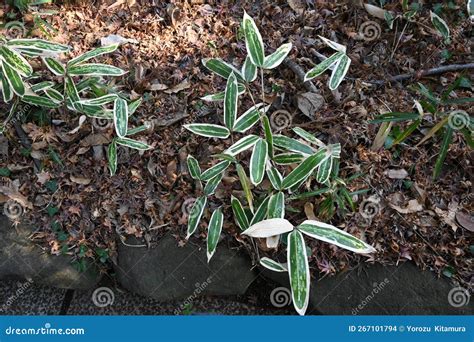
[263,262,473,315]
[0,215,101,290]
[115,234,257,301]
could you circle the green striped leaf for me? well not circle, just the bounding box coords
[250,196,270,225]
[316,155,333,184]
[68,44,119,67]
[128,98,142,117]
[267,166,283,190]
[281,149,327,189]
[126,124,148,136]
[1,61,25,96]
[273,152,304,165]
[65,76,81,111]
[187,155,201,180]
[430,11,450,43]
[207,208,223,262]
[231,196,249,231]
[22,95,60,108]
[262,43,292,69]
[186,196,207,239]
[433,126,453,180]
[242,56,257,82]
[184,123,230,139]
[243,11,265,66]
[370,112,420,123]
[318,35,346,53]
[113,98,128,138]
[329,54,351,90]
[108,140,118,176]
[224,134,259,156]
[0,46,32,76]
[273,135,315,155]
[201,84,245,102]
[7,38,70,53]
[116,137,151,150]
[292,127,325,147]
[224,72,238,129]
[79,94,118,106]
[201,58,244,82]
[236,163,253,212]
[250,138,268,185]
[260,257,287,272]
[233,103,267,133]
[243,218,293,238]
[297,220,376,254]
[262,115,274,158]
[82,107,112,119]
[68,63,126,77]
[0,71,13,102]
[30,81,54,93]
[42,57,65,76]
[204,172,224,196]
[287,230,310,316]
[268,192,285,219]
[304,52,343,81]
[200,160,231,181]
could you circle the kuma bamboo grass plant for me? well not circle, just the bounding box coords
[184,12,375,315]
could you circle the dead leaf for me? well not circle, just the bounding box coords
[288,0,305,15]
[36,171,51,185]
[385,169,408,179]
[164,79,191,94]
[435,200,459,231]
[296,92,325,121]
[304,202,317,220]
[70,175,91,185]
[80,133,110,147]
[364,3,387,19]
[389,199,423,214]
[455,212,474,232]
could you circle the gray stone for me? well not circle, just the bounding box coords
[115,234,258,301]
[0,215,101,290]
[263,262,473,315]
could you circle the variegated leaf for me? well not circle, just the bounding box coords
[242,56,257,82]
[243,218,293,238]
[262,43,292,69]
[267,166,283,190]
[78,94,118,106]
[68,63,126,77]
[231,196,250,231]
[1,61,25,96]
[224,72,238,129]
[329,54,351,90]
[233,103,268,133]
[22,95,60,108]
[201,84,245,102]
[108,140,118,176]
[273,135,316,155]
[200,160,231,181]
[201,58,244,82]
[250,138,268,185]
[243,11,265,66]
[268,192,285,219]
[207,208,224,262]
[273,152,304,165]
[0,46,32,76]
[281,149,327,189]
[430,11,450,42]
[224,134,259,156]
[186,196,207,239]
[68,44,119,67]
[184,123,230,139]
[260,257,287,272]
[304,52,343,82]
[203,172,224,196]
[7,38,70,53]
[116,137,151,150]
[187,155,201,180]
[113,98,128,138]
[250,196,270,225]
[287,230,310,316]
[42,57,65,76]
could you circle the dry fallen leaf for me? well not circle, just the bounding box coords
[389,199,423,214]
[70,175,91,185]
[455,212,474,232]
[434,199,459,231]
[385,169,408,179]
[297,92,325,121]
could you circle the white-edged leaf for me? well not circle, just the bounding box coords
[65,76,82,111]
[287,230,310,316]
[304,52,343,82]
[68,44,119,67]
[108,140,118,176]
[430,11,450,42]
[30,81,54,93]
[207,208,223,262]
[203,172,224,196]
[184,123,230,139]
[201,84,245,102]
[273,152,304,165]
[292,127,325,147]
[224,72,238,129]
[242,55,257,82]
[1,61,25,96]
[242,218,293,238]
[68,63,126,77]
[201,58,244,82]
[0,71,13,102]
[329,54,351,90]
[273,135,316,155]
[267,166,283,190]
[200,160,231,181]
[7,38,70,53]
[231,196,250,231]
[113,98,128,138]
[79,94,118,106]
[250,138,268,185]
[281,149,327,189]
[187,155,201,180]
[268,192,285,219]
[186,196,207,239]
[0,45,33,76]
[318,35,346,53]
[42,57,65,76]
[260,257,287,272]
[243,11,265,66]
[262,43,292,69]
[233,103,268,133]
[224,134,259,156]
[297,220,376,254]
[250,196,270,225]
[21,95,60,108]
[115,137,151,150]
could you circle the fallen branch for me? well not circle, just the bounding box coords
[284,59,319,93]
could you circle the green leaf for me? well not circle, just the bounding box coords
[287,230,310,316]
[268,192,285,219]
[318,35,346,53]
[113,98,128,138]
[262,115,274,158]
[304,52,343,82]
[30,81,54,92]
[297,220,376,254]
[186,196,207,239]
[273,135,315,155]
[0,71,13,102]
[116,137,151,150]
[7,38,70,53]
[292,127,325,147]
[207,208,224,262]
[128,98,142,116]
[433,126,453,180]
[370,112,420,123]
[224,134,259,156]
[224,72,238,129]
[262,43,292,69]
[126,124,149,136]
[236,163,253,211]
[242,56,257,82]
[273,152,304,165]
[201,58,244,82]
[267,166,283,190]
[0,167,11,177]
[250,196,270,225]
[281,149,327,189]
[260,257,287,272]
[329,54,351,90]
[0,45,33,76]
[430,11,450,43]
[243,218,293,238]
[42,57,65,76]
[68,44,119,66]
[1,61,25,96]
[316,156,333,184]
[392,120,420,146]
[243,11,265,66]
[68,63,126,77]
[231,196,250,231]
[204,172,224,196]
[184,123,230,139]
[78,94,118,106]
[108,140,118,176]
[187,155,201,180]
[22,95,60,108]
[44,88,64,103]
[233,103,267,133]
[201,84,245,102]
[250,138,268,185]
[200,160,231,181]
[65,76,82,111]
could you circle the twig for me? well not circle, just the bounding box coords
[367,63,474,86]
[284,59,319,93]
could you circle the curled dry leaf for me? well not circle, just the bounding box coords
[455,212,474,232]
[389,199,423,214]
[296,92,325,121]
